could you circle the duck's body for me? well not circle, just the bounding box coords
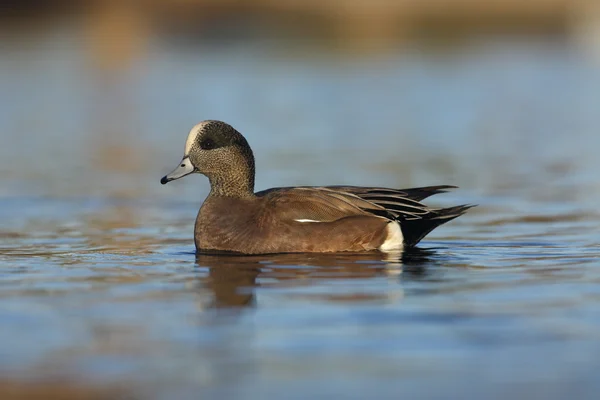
[161,121,473,255]
[195,190,389,254]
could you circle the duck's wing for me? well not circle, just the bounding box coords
[255,186,389,223]
[326,185,456,202]
[256,186,474,247]
[317,185,450,221]
[256,185,460,222]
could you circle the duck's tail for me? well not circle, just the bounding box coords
[400,204,475,247]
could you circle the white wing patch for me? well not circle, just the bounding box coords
[379,221,404,252]
[294,219,321,223]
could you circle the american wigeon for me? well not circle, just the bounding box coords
[161,120,473,254]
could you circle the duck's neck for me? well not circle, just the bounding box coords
[207,154,255,199]
[208,175,254,198]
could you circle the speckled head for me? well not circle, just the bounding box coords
[160,120,255,197]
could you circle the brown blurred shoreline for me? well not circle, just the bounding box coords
[3,0,599,72]
[1,0,598,43]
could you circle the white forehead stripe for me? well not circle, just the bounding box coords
[294,219,321,223]
[184,121,210,155]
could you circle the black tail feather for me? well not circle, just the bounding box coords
[398,185,458,202]
[400,204,475,247]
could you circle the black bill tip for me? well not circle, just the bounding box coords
[160,176,169,185]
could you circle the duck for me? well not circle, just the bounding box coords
[161,120,473,254]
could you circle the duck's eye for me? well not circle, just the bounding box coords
[200,138,215,150]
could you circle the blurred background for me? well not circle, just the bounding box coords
[1,0,600,199]
[1,1,600,399]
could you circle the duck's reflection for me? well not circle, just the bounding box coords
[195,248,436,309]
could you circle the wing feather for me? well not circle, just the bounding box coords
[255,185,464,223]
[256,187,387,223]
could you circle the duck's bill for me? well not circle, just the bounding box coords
[161,157,195,184]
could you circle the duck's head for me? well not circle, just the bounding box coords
[161,120,255,196]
